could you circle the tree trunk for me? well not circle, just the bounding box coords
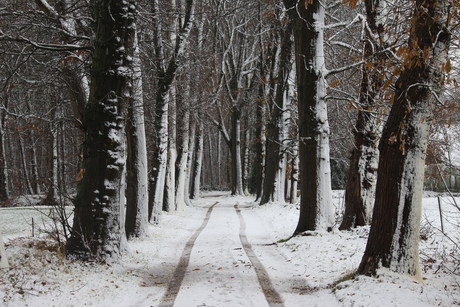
[285,0,333,233]
[190,121,203,199]
[242,128,250,195]
[29,135,40,195]
[231,105,244,195]
[175,104,190,211]
[163,0,178,213]
[19,133,33,195]
[43,121,58,205]
[261,22,292,205]
[340,0,385,231]
[149,92,169,223]
[184,118,196,205]
[125,31,149,239]
[0,93,9,202]
[66,0,137,261]
[357,0,451,278]
[253,78,266,201]
[0,231,8,268]
[163,84,177,212]
[148,0,194,222]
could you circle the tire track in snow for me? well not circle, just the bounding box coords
[234,204,285,307]
[159,202,218,307]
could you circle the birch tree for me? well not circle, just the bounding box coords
[66,0,138,260]
[357,0,451,278]
[284,0,334,233]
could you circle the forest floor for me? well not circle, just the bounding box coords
[0,191,459,306]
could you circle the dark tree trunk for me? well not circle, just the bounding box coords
[260,21,292,205]
[340,0,385,231]
[253,78,265,200]
[66,0,137,261]
[284,0,333,233]
[357,0,451,278]
[190,121,203,199]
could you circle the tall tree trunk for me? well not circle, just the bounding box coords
[285,0,333,233]
[254,78,266,200]
[0,93,9,202]
[163,0,178,213]
[175,103,190,211]
[149,92,169,223]
[357,0,451,278]
[261,22,292,205]
[289,153,299,204]
[163,85,177,212]
[66,0,137,261]
[148,0,194,222]
[29,134,40,195]
[340,0,386,230]
[125,31,149,239]
[242,128,250,195]
[190,121,203,199]
[230,105,244,195]
[184,118,196,205]
[0,231,8,268]
[43,114,58,205]
[19,133,33,195]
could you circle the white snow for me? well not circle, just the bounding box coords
[0,191,459,306]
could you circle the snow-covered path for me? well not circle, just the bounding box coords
[2,192,459,307]
[153,199,306,307]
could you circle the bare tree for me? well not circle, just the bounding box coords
[148,0,195,223]
[284,0,334,233]
[66,0,138,260]
[260,16,293,205]
[357,0,451,278]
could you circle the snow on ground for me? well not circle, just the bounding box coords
[0,191,459,306]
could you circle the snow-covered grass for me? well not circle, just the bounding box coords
[0,191,459,306]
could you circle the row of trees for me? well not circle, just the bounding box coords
[0,0,458,279]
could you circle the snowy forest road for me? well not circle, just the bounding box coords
[152,199,309,307]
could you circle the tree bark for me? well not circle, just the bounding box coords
[175,102,190,211]
[284,0,334,233]
[148,0,194,222]
[163,84,177,212]
[184,118,196,205]
[230,105,245,195]
[0,231,8,268]
[66,0,137,261]
[253,78,266,201]
[125,31,149,239]
[190,121,203,199]
[260,21,292,205]
[340,0,385,231]
[357,0,451,278]
[0,92,9,202]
